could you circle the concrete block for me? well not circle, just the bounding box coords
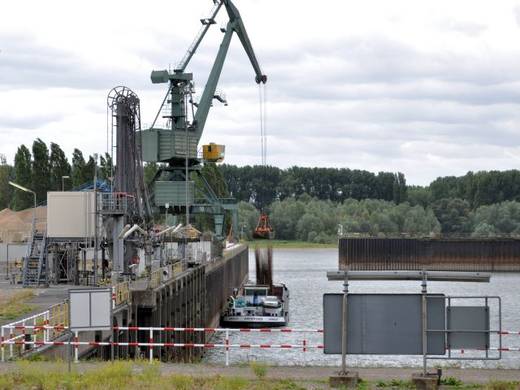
[329,371,359,388]
[411,373,439,390]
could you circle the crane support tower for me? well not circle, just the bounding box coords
[107,86,151,275]
[140,0,266,239]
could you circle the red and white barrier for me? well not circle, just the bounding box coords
[1,325,323,333]
[3,323,520,365]
[0,340,324,349]
[0,325,324,364]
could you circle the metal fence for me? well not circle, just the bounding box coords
[1,300,68,361]
[0,325,324,365]
[339,237,520,271]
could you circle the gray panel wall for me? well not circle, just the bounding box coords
[447,306,489,349]
[323,294,445,355]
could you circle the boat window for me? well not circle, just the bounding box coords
[244,288,268,296]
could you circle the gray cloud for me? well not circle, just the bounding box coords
[0,34,141,90]
[3,9,520,186]
[0,113,63,129]
[515,5,520,27]
[441,19,487,36]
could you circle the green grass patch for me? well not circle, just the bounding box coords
[485,381,520,390]
[0,361,317,390]
[244,240,336,249]
[376,378,415,388]
[1,362,518,390]
[440,376,463,386]
[250,361,268,379]
[0,290,35,322]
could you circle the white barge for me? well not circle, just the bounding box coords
[222,283,289,328]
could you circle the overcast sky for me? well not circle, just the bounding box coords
[2,0,520,185]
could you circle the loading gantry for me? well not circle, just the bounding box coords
[140,0,267,239]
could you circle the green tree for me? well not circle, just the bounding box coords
[270,198,306,240]
[237,201,260,240]
[99,153,113,182]
[143,162,158,187]
[471,223,496,237]
[403,206,441,236]
[432,198,471,234]
[201,163,229,197]
[470,201,520,235]
[31,138,51,203]
[84,155,96,184]
[71,149,87,187]
[393,172,407,204]
[407,186,432,208]
[12,145,33,210]
[49,143,71,191]
[0,154,14,210]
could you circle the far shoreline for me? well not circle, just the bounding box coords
[242,240,337,249]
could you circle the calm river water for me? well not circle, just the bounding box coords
[205,248,520,367]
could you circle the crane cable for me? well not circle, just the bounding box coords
[258,83,267,167]
[257,81,269,222]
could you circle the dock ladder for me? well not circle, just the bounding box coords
[22,228,48,287]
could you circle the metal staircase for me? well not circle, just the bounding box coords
[23,230,48,287]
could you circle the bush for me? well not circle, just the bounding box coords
[250,361,268,380]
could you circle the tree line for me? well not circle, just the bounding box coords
[220,164,407,208]
[4,140,520,241]
[239,197,520,243]
[0,139,113,210]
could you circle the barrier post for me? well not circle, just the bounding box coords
[74,331,79,363]
[9,327,13,359]
[32,316,36,350]
[303,338,307,365]
[112,287,116,309]
[421,271,428,376]
[21,321,26,353]
[225,329,230,366]
[1,326,4,362]
[340,271,349,374]
[149,329,153,363]
[44,313,49,344]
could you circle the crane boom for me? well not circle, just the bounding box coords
[223,0,267,84]
[175,1,223,73]
[193,0,267,142]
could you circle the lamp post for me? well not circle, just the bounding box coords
[61,175,70,191]
[8,181,37,234]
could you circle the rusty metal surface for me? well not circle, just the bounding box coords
[255,246,273,286]
[339,238,520,272]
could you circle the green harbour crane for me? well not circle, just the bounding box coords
[140,0,267,239]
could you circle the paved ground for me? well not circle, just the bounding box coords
[0,362,518,384]
[0,280,68,326]
[160,364,520,383]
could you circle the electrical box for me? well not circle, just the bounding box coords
[47,192,95,238]
[202,143,225,163]
[69,288,112,331]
